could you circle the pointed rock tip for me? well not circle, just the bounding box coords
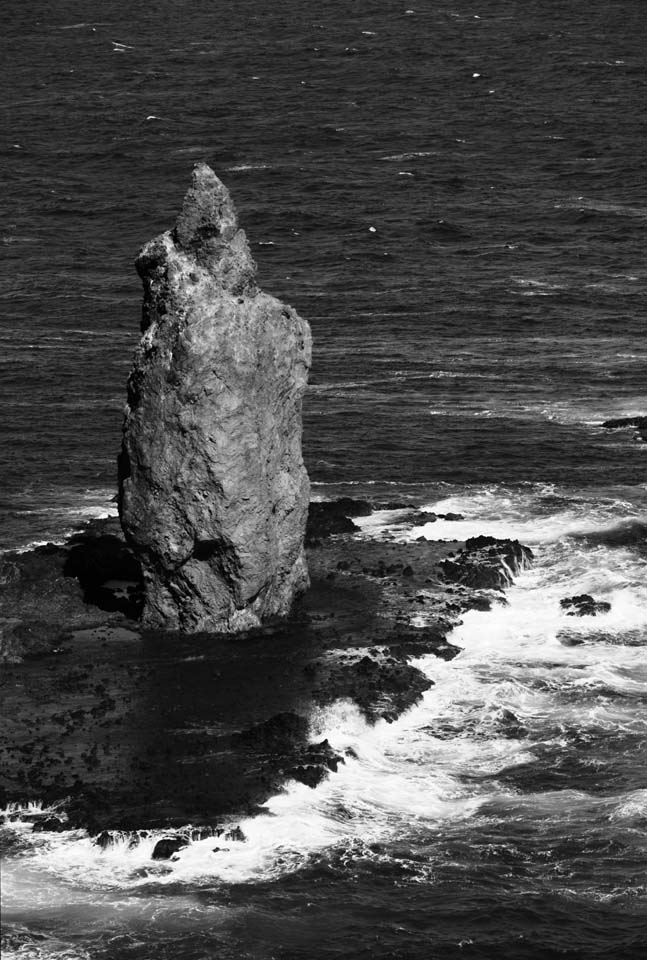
[174,162,239,251]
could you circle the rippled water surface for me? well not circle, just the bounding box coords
[1,0,646,957]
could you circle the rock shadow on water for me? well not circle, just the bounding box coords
[0,614,327,833]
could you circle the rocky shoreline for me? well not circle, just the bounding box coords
[0,499,532,850]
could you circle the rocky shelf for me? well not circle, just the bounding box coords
[0,499,532,837]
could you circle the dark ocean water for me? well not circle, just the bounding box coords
[1,1,646,958]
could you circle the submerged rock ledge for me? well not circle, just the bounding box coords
[119,165,311,634]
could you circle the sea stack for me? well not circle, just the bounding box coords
[118,164,312,633]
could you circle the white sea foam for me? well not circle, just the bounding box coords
[380,150,437,161]
[6,503,118,555]
[405,486,646,546]
[224,163,273,171]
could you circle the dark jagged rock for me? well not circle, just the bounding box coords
[601,415,646,429]
[373,501,410,510]
[234,712,309,751]
[439,537,533,591]
[192,825,223,840]
[233,713,344,791]
[464,536,533,572]
[119,164,311,633]
[560,594,611,617]
[601,415,647,440]
[289,765,328,789]
[314,654,433,723]
[289,739,344,788]
[94,830,116,850]
[381,627,461,661]
[151,836,188,860]
[396,510,438,526]
[306,499,372,544]
[224,825,246,842]
[396,511,465,525]
[330,498,373,518]
[94,829,146,850]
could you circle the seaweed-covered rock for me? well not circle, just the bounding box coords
[234,712,309,751]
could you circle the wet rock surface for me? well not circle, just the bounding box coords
[439,536,533,591]
[119,164,311,633]
[232,711,345,790]
[305,498,372,543]
[601,415,647,440]
[151,836,187,860]
[0,499,532,836]
[560,594,612,617]
[312,655,434,724]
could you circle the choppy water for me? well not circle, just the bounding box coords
[1,0,646,957]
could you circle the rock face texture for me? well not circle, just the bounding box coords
[118,164,311,633]
[439,536,534,591]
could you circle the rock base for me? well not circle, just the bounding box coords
[1,500,532,834]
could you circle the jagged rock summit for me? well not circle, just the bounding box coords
[119,164,312,633]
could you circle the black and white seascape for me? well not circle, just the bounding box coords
[1,2,646,959]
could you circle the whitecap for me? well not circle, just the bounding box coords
[224,163,273,171]
[60,22,109,30]
[608,788,647,822]
[380,150,436,161]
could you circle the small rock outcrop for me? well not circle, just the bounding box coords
[601,415,647,440]
[439,537,533,591]
[305,498,372,543]
[151,837,188,860]
[560,594,611,617]
[119,164,312,632]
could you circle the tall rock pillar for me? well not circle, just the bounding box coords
[119,164,311,632]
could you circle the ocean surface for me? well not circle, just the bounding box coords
[1,0,646,957]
